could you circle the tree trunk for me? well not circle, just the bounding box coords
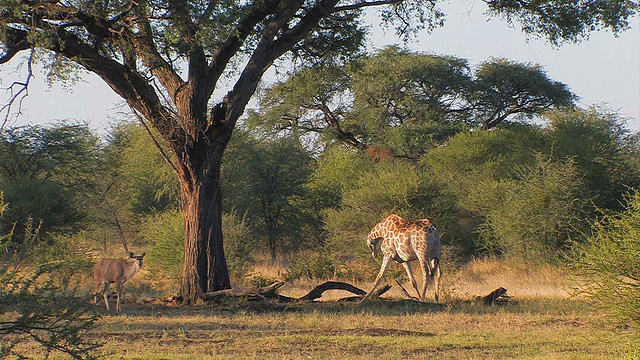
[268,233,277,264]
[178,136,231,303]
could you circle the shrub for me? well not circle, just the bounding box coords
[548,107,640,212]
[471,155,587,265]
[0,262,102,359]
[284,251,337,282]
[140,209,184,284]
[571,191,640,327]
[222,211,256,279]
[141,209,256,285]
[0,193,101,359]
[34,232,95,286]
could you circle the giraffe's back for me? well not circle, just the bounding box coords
[378,215,441,262]
[407,220,440,260]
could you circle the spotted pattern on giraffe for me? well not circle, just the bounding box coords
[363,214,441,303]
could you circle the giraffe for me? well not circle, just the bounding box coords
[361,214,441,303]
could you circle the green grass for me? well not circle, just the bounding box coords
[56,298,633,359]
[9,259,639,359]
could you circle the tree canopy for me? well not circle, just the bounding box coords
[249,47,575,158]
[0,123,102,240]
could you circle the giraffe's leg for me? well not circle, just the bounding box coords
[419,258,431,302]
[402,262,420,300]
[432,258,441,303]
[360,256,391,303]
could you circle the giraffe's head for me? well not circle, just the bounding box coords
[367,215,395,258]
[367,234,383,258]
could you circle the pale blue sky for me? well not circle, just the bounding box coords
[1,2,639,134]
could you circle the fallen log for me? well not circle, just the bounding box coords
[203,281,286,301]
[257,280,285,296]
[481,287,510,305]
[343,284,392,302]
[203,281,391,303]
[299,281,366,301]
[393,278,418,300]
[203,288,262,301]
[372,284,392,298]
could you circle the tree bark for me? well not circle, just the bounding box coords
[178,133,232,303]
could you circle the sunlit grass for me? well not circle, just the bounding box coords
[446,257,573,300]
[243,254,574,302]
[15,257,637,359]
[81,297,636,360]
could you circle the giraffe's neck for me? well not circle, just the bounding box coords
[369,223,388,241]
[371,215,402,241]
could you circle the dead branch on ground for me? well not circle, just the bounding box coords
[393,278,418,300]
[202,281,391,303]
[481,287,510,305]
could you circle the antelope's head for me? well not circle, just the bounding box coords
[129,251,146,268]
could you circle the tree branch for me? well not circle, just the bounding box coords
[1,11,173,135]
[39,24,181,141]
[1,49,34,133]
[223,0,346,131]
[131,2,185,99]
[204,0,283,101]
[0,26,31,65]
[132,108,180,175]
[332,0,405,13]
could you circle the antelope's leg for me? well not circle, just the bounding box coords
[360,256,392,303]
[102,282,111,311]
[401,262,420,299]
[116,282,123,312]
[93,277,101,305]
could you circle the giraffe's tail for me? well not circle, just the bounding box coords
[429,257,441,276]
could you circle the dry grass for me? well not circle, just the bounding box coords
[445,257,573,300]
[20,298,638,360]
[11,258,639,359]
[244,256,573,302]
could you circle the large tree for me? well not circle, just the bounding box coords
[0,123,102,240]
[250,47,575,159]
[1,0,637,303]
[224,131,314,262]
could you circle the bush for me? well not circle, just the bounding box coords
[0,193,101,359]
[34,232,95,286]
[571,191,640,327]
[0,262,102,359]
[471,155,587,264]
[548,107,640,212]
[222,211,256,279]
[141,209,256,285]
[140,210,184,285]
[284,251,337,282]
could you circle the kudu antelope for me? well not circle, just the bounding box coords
[93,252,145,312]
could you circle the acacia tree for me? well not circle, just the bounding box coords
[1,1,637,303]
[250,47,575,159]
